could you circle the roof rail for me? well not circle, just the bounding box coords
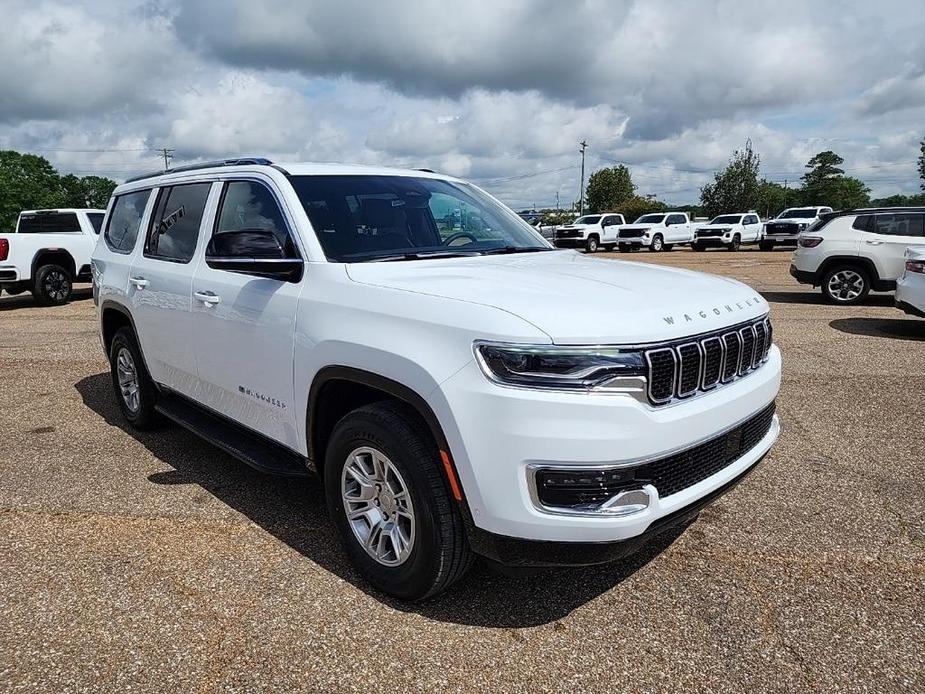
[124,157,275,184]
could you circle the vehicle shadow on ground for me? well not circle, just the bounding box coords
[760,290,895,307]
[0,287,92,311]
[75,371,682,627]
[830,317,925,341]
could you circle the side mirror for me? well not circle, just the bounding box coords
[205,229,303,282]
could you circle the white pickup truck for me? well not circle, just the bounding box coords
[0,208,104,304]
[553,213,626,252]
[617,212,694,252]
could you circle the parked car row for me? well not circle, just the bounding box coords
[551,206,835,254]
[789,207,925,316]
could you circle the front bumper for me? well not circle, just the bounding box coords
[618,236,648,246]
[430,346,782,544]
[764,234,800,244]
[694,235,731,247]
[468,445,770,566]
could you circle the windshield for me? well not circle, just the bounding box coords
[778,208,818,219]
[634,214,665,224]
[710,215,742,224]
[574,215,601,225]
[289,175,550,262]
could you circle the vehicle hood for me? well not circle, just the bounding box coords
[558,223,593,230]
[620,226,652,232]
[697,224,734,231]
[345,251,768,344]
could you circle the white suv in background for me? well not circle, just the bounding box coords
[790,208,925,304]
[617,212,693,252]
[692,212,763,252]
[760,206,832,250]
[553,213,625,252]
[92,158,780,600]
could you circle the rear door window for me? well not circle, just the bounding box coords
[869,213,925,237]
[145,183,212,263]
[18,212,81,233]
[667,214,686,225]
[104,191,152,254]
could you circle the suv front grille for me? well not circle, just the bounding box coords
[533,402,776,508]
[645,316,772,405]
[697,229,723,237]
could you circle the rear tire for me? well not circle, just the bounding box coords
[33,264,73,306]
[109,327,161,430]
[324,401,473,600]
[821,265,871,305]
[649,233,664,252]
[759,241,774,251]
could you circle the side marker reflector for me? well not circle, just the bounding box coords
[439,450,463,502]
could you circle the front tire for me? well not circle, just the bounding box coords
[691,242,705,252]
[727,234,741,251]
[649,233,664,252]
[324,402,473,600]
[585,236,599,253]
[33,264,73,306]
[109,327,161,429]
[822,265,871,305]
[759,240,774,251]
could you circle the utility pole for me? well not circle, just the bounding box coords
[160,148,174,172]
[556,190,560,210]
[578,140,588,215]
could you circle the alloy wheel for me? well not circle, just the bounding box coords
[341,446,416,566]
[116,347,141,413]
[827,269,865,302]
[44,269,70,302]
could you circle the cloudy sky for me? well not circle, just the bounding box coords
[2,0,924,207]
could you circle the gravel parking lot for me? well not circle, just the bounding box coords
[1,249,923,693]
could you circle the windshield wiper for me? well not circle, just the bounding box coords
[479,246,556,255]
[363,250,484,262]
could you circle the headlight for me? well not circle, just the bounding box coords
[798,223,808,230]
[475,343,646,391]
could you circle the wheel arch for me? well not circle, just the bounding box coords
[817,255,880,284]
[32,249,76,278]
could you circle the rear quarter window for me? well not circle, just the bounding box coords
[105,190,152,254]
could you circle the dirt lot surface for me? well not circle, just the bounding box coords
[1,249,923,693]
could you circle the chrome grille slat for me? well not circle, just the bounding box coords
[644,316,772,406]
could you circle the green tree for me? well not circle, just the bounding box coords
[0,150,67,230]
[585,165,635,213]
[618,195,668,222]
[799,150,869,209]
[918,139,925,190]
[699,141,761,218]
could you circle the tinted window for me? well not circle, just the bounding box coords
[745,215,759,225]
[574,215,601,224]
[711,215,743,225]
[87,213,104,234]
[869,213,925,237]
[214,181,298,257]
[636,214,665,224]
[104,191,151,254]
[146,183,212,262]
[667,214,686,225]
[852,215,871,232]
[18,212,81,233]
[778,208,818,219]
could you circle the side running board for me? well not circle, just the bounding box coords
[155,392,310,477]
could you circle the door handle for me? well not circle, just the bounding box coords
[194,291,221,305]
[129,276,148,289]
[865,240,884,245]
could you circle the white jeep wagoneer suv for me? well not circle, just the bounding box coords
[92,158,781,599]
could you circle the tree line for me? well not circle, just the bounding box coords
[583,139,925,220]
[0,150,117,231]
